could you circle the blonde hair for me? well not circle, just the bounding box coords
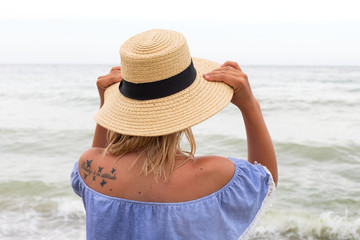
[104,128,196,182]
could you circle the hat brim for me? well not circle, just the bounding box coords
[94,57,233,136]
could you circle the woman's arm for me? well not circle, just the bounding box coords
[92,122,108,148]
[241,99,278,186]
[203,61,278,185]
[92,66,122,148]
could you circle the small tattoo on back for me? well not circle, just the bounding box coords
[100,179,107,187]
[86,160,93,168]
[80,160,118,187]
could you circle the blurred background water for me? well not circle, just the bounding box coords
[0,64,359,239]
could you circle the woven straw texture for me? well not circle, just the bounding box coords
[94,29,233,136]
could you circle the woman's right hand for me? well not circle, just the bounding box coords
[97,66,122,106]
[203,61,258,114]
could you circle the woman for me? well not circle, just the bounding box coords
[71,29,277,240]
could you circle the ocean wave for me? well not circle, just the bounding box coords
[252,210,360,240]
[0,180,86,240]
[0,127,92,156]
[274,141,360,163]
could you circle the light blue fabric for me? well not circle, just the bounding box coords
[71,157,274,240]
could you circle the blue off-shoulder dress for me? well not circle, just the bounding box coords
[70,157,275,240]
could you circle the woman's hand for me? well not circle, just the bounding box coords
[203,61,257,114]
[97,66,122,106]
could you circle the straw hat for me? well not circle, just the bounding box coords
[94,29,233,136]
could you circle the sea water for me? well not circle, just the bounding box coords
[0,64,359,239]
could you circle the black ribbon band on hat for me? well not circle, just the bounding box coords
[119,60,197,100]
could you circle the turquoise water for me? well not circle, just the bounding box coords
[0,64,359,239]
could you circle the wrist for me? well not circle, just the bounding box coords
[240,101,265,128]
[98,88,105,108]
[236,97,260,116]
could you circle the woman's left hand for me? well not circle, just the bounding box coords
[203,61,256,114]
[97,66,122,106]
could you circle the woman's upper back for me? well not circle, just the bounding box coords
[71,149,275,240]
[77,148,235,202]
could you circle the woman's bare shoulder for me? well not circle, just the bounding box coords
[80,147,112,164]
[80,147,105,160]
[77,148,122,190]
[78,148,106,179]
[195,155,235,170]
[193,155,236,190]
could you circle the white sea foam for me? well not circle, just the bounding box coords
[0,195,86,240]
[252,210,360,240]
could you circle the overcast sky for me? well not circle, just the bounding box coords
[1,0,360,65]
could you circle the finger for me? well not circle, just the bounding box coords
[110,66,121,73]
[97,74,120,89]
[210,68,248,81]
[203,72,241,91]
[221,61,241,70]
[205,67,242,77]
[97,75,111,88]
[221,61,241,71]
